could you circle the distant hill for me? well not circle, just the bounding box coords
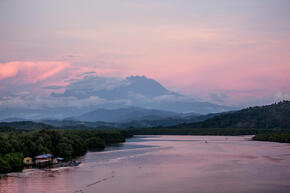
[0,121,52,130]
[0,117,29,122]
[40,119,116,129]
[73,107,181,122]
[177,101,290,129]
[40,110,218,128]
[116,113,219,128]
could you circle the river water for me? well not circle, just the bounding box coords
[1,135,290,193]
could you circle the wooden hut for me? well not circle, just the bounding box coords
[35,154,53,168]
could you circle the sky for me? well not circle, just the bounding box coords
[0,0,290,108]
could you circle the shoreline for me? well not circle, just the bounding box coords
[1,155,85,178]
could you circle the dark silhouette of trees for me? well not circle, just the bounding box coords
[0,129,132,174]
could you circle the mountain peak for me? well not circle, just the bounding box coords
[126,75,148,80]
[125,75,163,88]
[123,75,175,98]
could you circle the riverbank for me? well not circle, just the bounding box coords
[0,153,87,178]
[130,127,290,136]
[0,129,133,174]
[253,132,290,143]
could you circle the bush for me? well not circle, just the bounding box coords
[0,153,23,174]
[253,132,290,143]
[86,137,105,150]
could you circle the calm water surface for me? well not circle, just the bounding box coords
[1,135,290,193]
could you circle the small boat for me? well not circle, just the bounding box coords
[69,161,81,166]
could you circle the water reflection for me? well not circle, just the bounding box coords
[1,135,290,193]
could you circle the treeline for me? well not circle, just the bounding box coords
[130,127,289,136]
[176,101,290,129]
[0,121,52,130]
[0,129,133,174]
[253,132,290,143]
[0,126,15,133]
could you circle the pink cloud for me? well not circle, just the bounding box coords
[0,61,71,84]
[0,61,127,94]
[0,62,19,80]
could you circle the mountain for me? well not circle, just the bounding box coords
[0,75,236,120]
[51,75,235,114]
[52,75,180,99]
[73,107,181,122]
[177,101,290,129]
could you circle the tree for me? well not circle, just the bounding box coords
[86,137,105,150]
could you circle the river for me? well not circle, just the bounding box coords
[1,135,290,193]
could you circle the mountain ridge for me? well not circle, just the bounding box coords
[73,107,182,122]
[175,101,290,129]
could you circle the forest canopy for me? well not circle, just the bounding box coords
[0,129,132,174]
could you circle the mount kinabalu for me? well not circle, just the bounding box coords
[0,75,236,120]
[51,75,181,99]
[51,75,235,113]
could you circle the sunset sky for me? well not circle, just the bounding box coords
[0,0,290,107]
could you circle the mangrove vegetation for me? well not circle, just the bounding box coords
[0,129,132,174]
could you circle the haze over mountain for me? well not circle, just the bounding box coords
[0,75,235,120]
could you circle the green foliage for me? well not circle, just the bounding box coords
[56,143,74,159]
[179,101,290,129]
[0,129,131,174]
[66,130,127,145]
[0,153,23,174]
[86,137,105,150]
[131,101,290,136]
[5,153,23,172]
[0,157,11,174]
[0,121,52,131]
[253,132,290,143]
[129,101,290,136]
[0,138,14,154]
[130,127,290,136]
[0,126,15,133]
